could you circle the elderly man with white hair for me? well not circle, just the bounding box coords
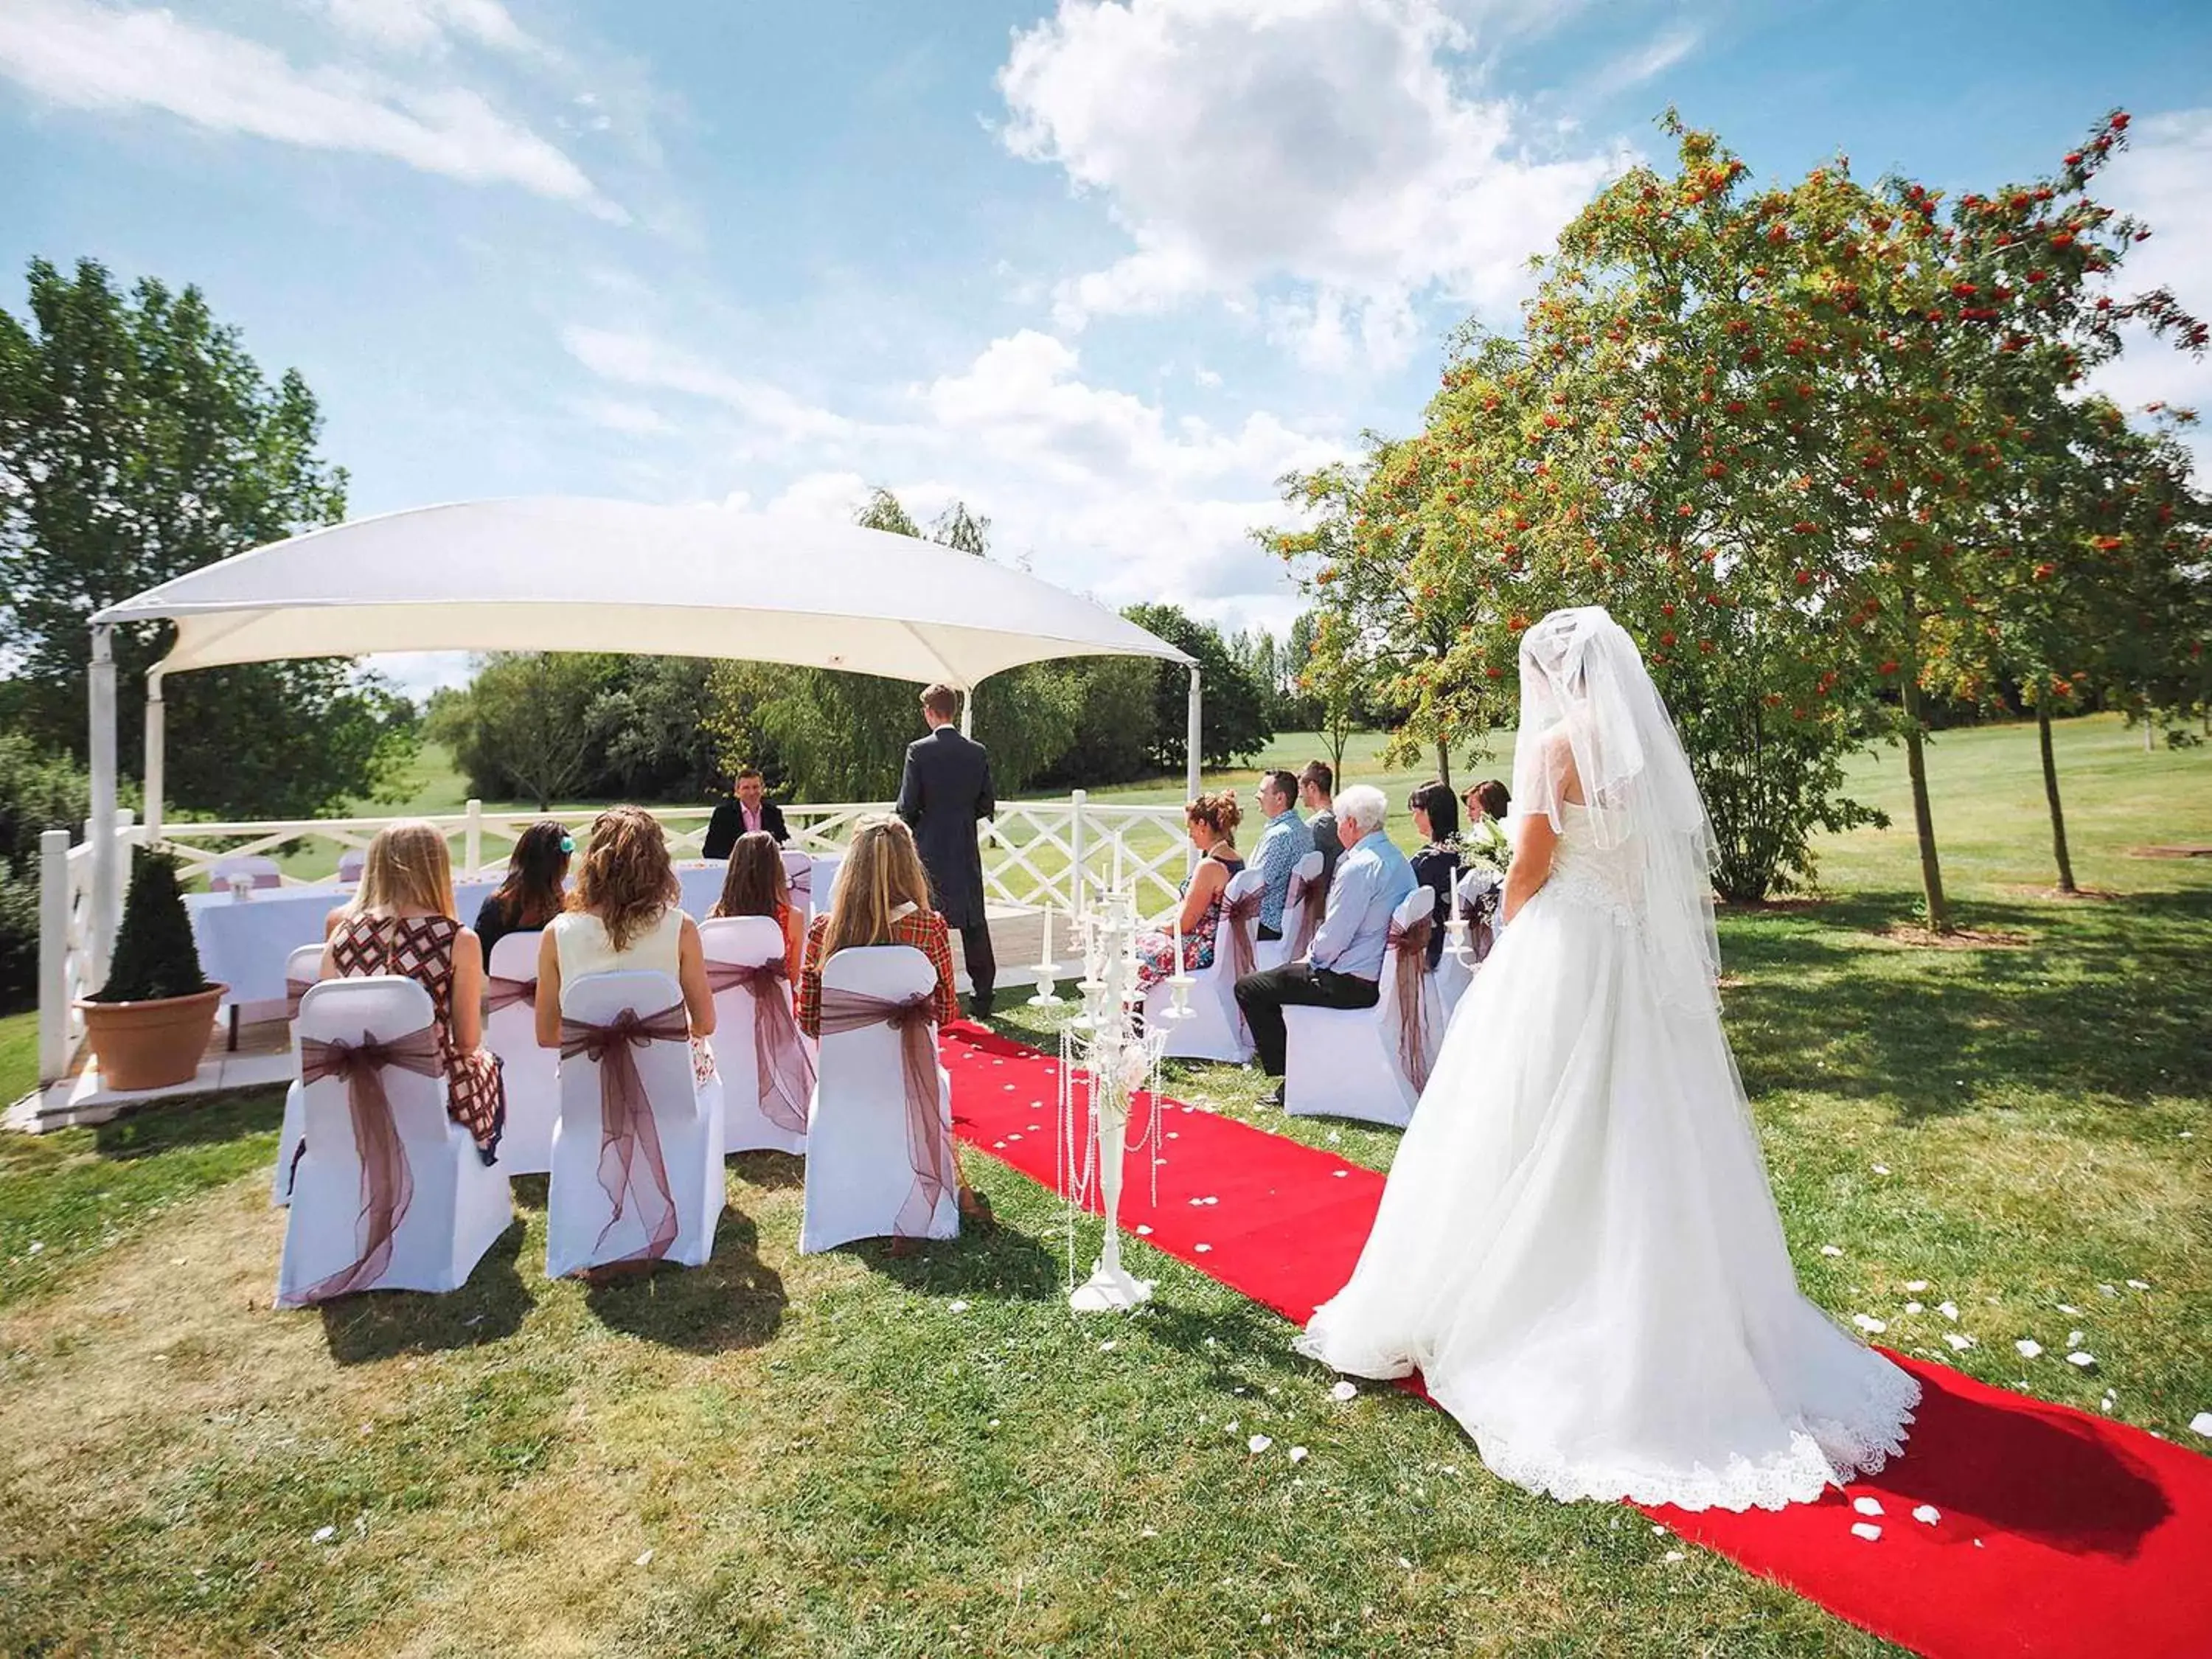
[1234,782,1417,1102]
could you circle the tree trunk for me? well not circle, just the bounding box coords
[1898,675,1950,932]
[2036,689,2077,894]
[1434,737,1452,793]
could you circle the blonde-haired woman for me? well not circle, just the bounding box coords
[797,813,991,1239]
[535,806,717,1072]
[320,821,507,1161]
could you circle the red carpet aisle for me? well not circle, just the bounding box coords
[941,1025,2212,1659]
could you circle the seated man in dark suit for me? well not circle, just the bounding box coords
[703,766,789,860]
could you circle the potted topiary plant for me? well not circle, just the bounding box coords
[77,846,226,1091]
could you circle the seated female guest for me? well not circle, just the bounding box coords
[535,806,717,1081]
[709,830,806,992]
[797,813,992,1237]
[1133,790,1245,992]
[1408,780,1463,968]
[1462,778,1513,869]
[474,819,571,958]
[320,821,506,1161]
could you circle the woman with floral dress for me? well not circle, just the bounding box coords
[1133,790,1246,992]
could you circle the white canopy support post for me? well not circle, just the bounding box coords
[959,692,973,738]
[1185,664,1203,873]
[142,668,166,846]
[87,624,119,987]
[37,828,71,1087]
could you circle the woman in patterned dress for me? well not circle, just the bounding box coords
[320,821,507,1161]
[1133,790,1245,993]
[797,813,992,1246]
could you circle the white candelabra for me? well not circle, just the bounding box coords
[1058,886,1175,1312]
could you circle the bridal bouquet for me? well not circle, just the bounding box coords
[1462,817,1512,876]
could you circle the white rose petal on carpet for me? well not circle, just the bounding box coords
[1853,1497,1884,1517]
[1850,1523,1882,1543]
[1913,1504,1941,1525]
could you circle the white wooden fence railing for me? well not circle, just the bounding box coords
[34,792,1190,1088]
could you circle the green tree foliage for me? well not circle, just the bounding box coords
[1121,602,1274,771]
[0,734,99,1009]
[0,257,417,818]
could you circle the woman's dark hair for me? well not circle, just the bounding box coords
[1467,779,1511,821]
[492,819,571,928]
[1408,780,1459,843]
[711,830,787,919]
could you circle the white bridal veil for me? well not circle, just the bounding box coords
[1510,606,1721,1005]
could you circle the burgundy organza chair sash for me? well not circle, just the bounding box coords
[557,1002,691,1266]
[813,985,948,1239]
[1222,889,1262,984]
[295,1025,442,1303]
[1285,874,1323,961]
[787,864,813,902]
[284,977,316,1021]
[1387,915,1436,1095]
[481,975,535,1017]
[704,958,815,1134]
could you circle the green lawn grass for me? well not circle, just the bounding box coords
[2,715,2206,1657]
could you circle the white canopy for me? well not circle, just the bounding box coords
[77,497,1205,985]
[94,497,1194,684]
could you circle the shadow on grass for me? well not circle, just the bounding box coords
[584,1207,787,1352]
[849,1214,1067,1303]
[1721,889,2212,1121]
[89,1088,288,1161]
[318,1217,535,1363]
[728,1149,805,1192]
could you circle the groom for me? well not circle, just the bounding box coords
[896,684,998,1019]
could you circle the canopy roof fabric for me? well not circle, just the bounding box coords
[94,497,1193,686]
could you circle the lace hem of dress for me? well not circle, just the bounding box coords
[1293,1335,1922,1513]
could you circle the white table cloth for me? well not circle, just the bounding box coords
[188,856,842,1008]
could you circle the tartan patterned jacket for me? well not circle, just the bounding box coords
[797,907,960,1038]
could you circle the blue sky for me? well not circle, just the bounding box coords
[4,0,2208,698]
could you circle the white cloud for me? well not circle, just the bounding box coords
[563,321,1343,627]
[560,326,854,445]
[1194,366,1222,388]
[321,0,532,58]
[0,0,616,215]
[1585,27,1700,100]
[998,0,1619,366]
[571,397,678,437]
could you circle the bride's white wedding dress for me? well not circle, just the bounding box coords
[1298,616,1919,1512]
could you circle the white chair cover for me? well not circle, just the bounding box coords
[800,945,959,1253]
[698,916,812,1155]
[1141,865,1265,1063]
[211,854,282,891]
[1256,850,1324,973]
[271,942,327,1206]
[274,976,513,1306]
[1284,886,1444,1128]
[337,849,367,885]
[545,969,725,1277]
[481,930,558,1175]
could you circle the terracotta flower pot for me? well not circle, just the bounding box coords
[76,985,228,1092]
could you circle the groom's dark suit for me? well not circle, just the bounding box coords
[896,723,997,1015]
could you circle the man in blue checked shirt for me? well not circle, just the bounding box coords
[1248,768,1306,942]
[1234,783,1416,1102]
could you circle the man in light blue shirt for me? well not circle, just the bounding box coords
[1248,768,1306,941]
[1234,784,1417,1099]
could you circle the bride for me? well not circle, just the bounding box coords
[1297,605,1919,1512]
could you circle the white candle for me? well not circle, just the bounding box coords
[1040,905,1054,970]
[1113,835,1124,894]
[1172,904,1183,975]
